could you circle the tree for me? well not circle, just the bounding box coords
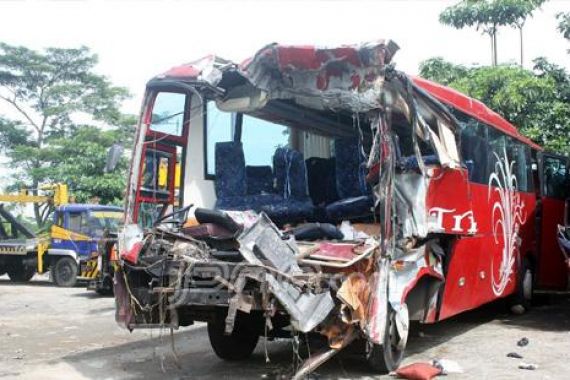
[42,123,134,205]
[419,57,570,153]
[558,12,570,53]
[558,12,570,39]
[0,43,130,226]
[439,0,545,66]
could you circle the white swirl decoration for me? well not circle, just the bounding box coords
[488,148,527,296]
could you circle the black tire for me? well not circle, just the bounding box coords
[6,264,35,282]
[95,276,114,296]
[367,306,407,373]
[51,256,78,287]
[207,311,260,361]
[509,258,533,315]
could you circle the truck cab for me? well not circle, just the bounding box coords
[48,204,123,287]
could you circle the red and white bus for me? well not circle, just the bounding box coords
[113,40,569,375]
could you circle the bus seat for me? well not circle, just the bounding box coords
[214,141,247,200]
[246,165,274,195]
[214,142,278,211]
[325,137,373,221]
[271,147,314,222]
[306,157,338,206]
[400,154,440,170]
[215,143,313,224]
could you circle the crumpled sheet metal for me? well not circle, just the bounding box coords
[389,242,444,322]
[238,213,334,333]
[240,40,400,113]
[337,272,370,328]
[363,257,390,344]
[363,108,396,345]
[394,172,429,239]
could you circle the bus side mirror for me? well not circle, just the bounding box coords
[105,144,124,173]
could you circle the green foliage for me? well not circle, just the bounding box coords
[440,0,545,65]
[558,12,570,40]
[42,124,134,205]
[419,57,570,154]
[440,0,545,29]
[440,0,544,30]
[416,58,469,85]
[0,42,132,226]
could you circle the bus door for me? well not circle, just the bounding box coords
[134,90,189,227]
[536,152,570,289]
[135,144,177,227]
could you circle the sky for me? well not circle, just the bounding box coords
[0,0,568,115]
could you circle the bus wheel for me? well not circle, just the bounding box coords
[52,257,78,287]
[207,311,260,361]
[510,259,533,315]
[7,265,35,282]
[367,305,407,373]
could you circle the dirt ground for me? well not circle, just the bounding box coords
[1,274,569,380]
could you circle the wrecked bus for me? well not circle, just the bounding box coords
[113,40,570,375]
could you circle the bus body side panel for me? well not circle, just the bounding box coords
[437,181,536,321]
[425,168,475,235]
[537,197,568,289]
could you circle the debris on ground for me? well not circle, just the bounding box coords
[517,337,529,347]
[518,362,539,370]
[394,362,442,380]
[432,358,463,374]
[507,352,523,359]
[11,349,24,360]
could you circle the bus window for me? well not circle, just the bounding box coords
[241,115,290,166]
[141,148,173,197]
[543,156,569,199]
[459,119,488,184]
[137,202,163,229]
[487,128,507,183]
[205,101,234,177]
[507,138,531,193]
[149,92,186,137]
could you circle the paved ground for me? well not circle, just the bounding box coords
[1,274,569,380]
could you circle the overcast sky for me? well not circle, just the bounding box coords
[1,0,568,115]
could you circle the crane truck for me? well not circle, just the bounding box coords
[0,184,123,287]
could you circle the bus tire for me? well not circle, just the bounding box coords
[52,256,78,287]
[6,265,35,282]
[367,306,406,373]
[207,311,260,361]
[510,259,533,315]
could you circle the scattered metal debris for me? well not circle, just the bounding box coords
[517,337,529,347]
[518,362,538,370]
[432,358,463,375]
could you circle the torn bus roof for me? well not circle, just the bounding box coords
[153,41,535,150]
[156,40,398,82]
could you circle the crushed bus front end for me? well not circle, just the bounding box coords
[113,40,537,376]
